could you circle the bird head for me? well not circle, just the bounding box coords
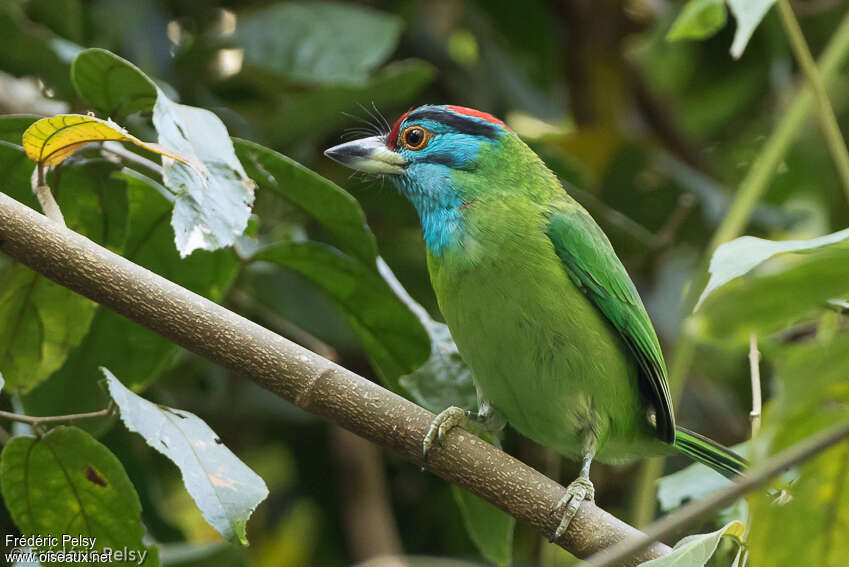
[325,104,541,252]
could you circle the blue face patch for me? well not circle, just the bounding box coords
[388,108,506,254]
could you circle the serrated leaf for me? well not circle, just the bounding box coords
[104,368,268,545]
[234,138,377,264]
[728,0,778,59]
[71,48,157,118]
[251,243,429,392]
[0,426,158,566]
[696,228,849,310]
[236,1,403,86]
[452,486,515,567]
[637,521,744,567]
[153,92,256,257]
[667,0,727,42]
[22,114,193,167]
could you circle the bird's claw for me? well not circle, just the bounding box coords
[422,406,468,461]
[551,477,595,542]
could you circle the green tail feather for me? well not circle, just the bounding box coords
[673,427,748,479]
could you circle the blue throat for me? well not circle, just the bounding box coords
[393,168,466,255]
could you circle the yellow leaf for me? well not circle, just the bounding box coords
[22,114,197,169]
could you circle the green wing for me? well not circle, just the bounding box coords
[545,201,675,443]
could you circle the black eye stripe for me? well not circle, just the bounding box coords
[406,109,499,138]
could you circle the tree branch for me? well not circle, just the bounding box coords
[0,191,669,565]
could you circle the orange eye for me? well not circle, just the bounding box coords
[400,126,432,150]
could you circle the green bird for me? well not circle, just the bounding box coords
[325,105,746,537]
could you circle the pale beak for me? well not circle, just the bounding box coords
[324,135,408,175]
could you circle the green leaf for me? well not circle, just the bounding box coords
[234,138,377,264]
[23,169,239,417]
[251,243,429,392]
[236,1,403,86]
[696,228,849,310]
[0,161,129,393]
[637,521,744,567]
[71,48,158,118]
[452,486,515,567]
[667,0,727,42]
[0,114,39,144]
[0,426,158,566]
[105,368,269,545]
[377,260,477,413]
[728,0,778,58]
[747,332,849,565]
[694,247,849,345]
[153,90,256,257]
[0,266,96,393]
[0,116,38,202]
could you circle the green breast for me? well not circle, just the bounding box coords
[427,197,662,462]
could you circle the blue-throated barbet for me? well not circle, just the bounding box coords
[325,105,746,538]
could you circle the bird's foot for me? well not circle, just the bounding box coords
[551,477,595,542]
[422,406,468,460]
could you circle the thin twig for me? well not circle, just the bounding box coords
[778,0,849,202]
[588,420,849,567]
[748,333,762,438]
[0,403,113,426]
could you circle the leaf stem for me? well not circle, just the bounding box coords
[589,420,849,567]
[0,403,113,427]
[778,0,849,202]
